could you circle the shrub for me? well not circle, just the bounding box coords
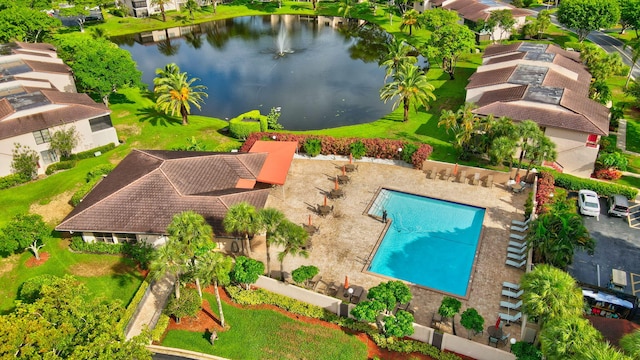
[165,287,201,321]
[594,168,622,180]
[18,274,59,304]
[551,170,638,199]
[0,173,30,190]
[70,178,101,206]
[70,237,124,254]
[45,160,77,175]
[85,163,115,182]
[152,314,171,342]
[123,242,155,270]
[401,143,418,163]
[349,141,367,159]
[62,142,116,161]
[511,341,543,360]
[303,138,322,157]
[535,171,555,214]
[598,151,628,171]
[291,265,319,285]
[524,191,534,219]
[117,280,150,335]
[228,110,267,139]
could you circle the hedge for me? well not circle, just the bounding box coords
[70,177,101,206]
[228,110,267,140]
[152,314,170,342]
[61,142,116,161]
[117,279,150,335]
[45,160,77,175]
[70,236,124,254]
[0,173,30,190]
[549,170,638,199]
[226,286,461,360]
[240,132,433,169]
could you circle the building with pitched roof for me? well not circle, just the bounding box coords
[56,144,297,247]
[0,42,118,177]
[466,42,609,177]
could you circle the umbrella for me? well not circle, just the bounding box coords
[335,177,339,190]
[342,166,346,176]
[323,195,327,207]
[344,276,349,289]
[515,173,521,184]
[308,215,312,226]
[495,316,501,329]
[453,163,459,176]
[349,153,353,164]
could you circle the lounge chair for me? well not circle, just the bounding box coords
[502,289,524,298]
[508,240,526,248]
[499,312,522,323]
[485,174,493,188]
[500,300,523,310]
[441,167,452,181]
[506,259,527,269]
[502,282,520,291]
[507,252,527,261]
[511,225,528,232]
[458,170,467,184]
[510,233,525,241]
[428,167,439,180]
[472,173,480,186]
[307,274,322,290]
[512,217,531,227]
[507,245,527,254]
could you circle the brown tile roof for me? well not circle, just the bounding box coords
[476,85,527,107]
[14,41,57,53]
[542,69,589,96]
[444,0,476,11]
[23,59,71,74]
[56,150,274,235]
[560,88,610,135]
[553,54,591,84]
[0,98,13,119]
[466,66,516,89]
[473,101,608,135]
[547,44,581,62]
[431,0,446,5]
[483,42,523,58]
[485,52,526,65]
[0,90,109,140]
[456,3,490,21]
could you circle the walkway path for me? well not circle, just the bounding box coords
[126,275,175,340]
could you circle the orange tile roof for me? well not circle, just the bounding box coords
[249,140,298,186]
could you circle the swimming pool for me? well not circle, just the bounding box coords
[367,189,485,297]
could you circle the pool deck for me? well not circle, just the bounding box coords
[251,157,528,343]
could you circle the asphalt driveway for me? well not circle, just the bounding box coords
[568,196,640,299]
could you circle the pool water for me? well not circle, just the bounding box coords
[368,189,485,297]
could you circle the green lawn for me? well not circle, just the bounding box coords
[161,293,367,360]
[0,237,143,313]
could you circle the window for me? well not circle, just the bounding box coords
[33,129,51,144]
[93,232,115,243]
[40,150,58,165]
[89,116,113,132]
[115,233,137,244]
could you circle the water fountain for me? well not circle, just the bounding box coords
[275,21,293,58]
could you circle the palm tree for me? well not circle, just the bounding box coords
[380,62,436,122]
[337,0,356,18]
[192,251,233,327]
[489,136,517,167]
[520,264,584,327]
[183,0,199,19]
[149,240,188,299]
[577,341,634,360]
[454,103,479,155]
[620,329,640,359]
[524,135,557,178]
[151,0,170,22]
[272,220,309,278]
[257,208,285,276]
[514,120,543,178]
[167,211,215,298]
[381,38,417,80]
[153,63,208,125]
[437,109,458,134]
[223,202,260,255]
[526,212,594,269]
[540,317,603,359]
[400,9,421,36]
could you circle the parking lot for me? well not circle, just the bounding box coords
[568,196,640,299]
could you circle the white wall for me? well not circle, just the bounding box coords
[545,127,599,177]
[442,333,516,360]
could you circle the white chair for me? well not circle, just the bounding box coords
[511,225,528,232]
[502,282,520,291]
[508,240,527,248]
[507,246,527,254]
[500,300,523,310]
[512,218,531,227]
[510,233,525,241]
[506,259,527,269]
[507,252,527,261]
[499,312,522,323]
[502,289,524,298]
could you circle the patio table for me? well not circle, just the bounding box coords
[337,174,350,184]
[330,188,344,199]
[317,205,332,216]
[344,164,357,172]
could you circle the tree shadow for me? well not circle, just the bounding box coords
[109,92,135,105]
[246,1,279,13]
[137,106,182,127]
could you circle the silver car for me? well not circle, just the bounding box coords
[578,190,600,217]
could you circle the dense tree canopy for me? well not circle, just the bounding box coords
[426,23,475,79]
[55,35,141,105]
[0,213,50,257]
[557,0,621,42]
[0,5,61,43]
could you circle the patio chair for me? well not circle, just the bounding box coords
[485,174,494,188]
[325,281,339,296]
[428,167,439,180]
[488,336,499,347]
[499,312,522,323]
[441,167,452,181]
[457,170,467,184]
[510,233,526,241]
[511,224,528,233]
[501,289,524,298]
[307,274,322,290]
[500,300,523,310]
[500,333,511,345]
[502,282,520,291]
[506,259,527,269]
[507,252,527,261]
[508,240,526,248]
[512,217,531,227]
[507,245,527,254]
[472,172,480,186]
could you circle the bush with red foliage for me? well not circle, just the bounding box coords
[535,171,555,214]
[594,168,622,180]
[239,133,433,169]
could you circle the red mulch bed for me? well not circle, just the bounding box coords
[165,286,475,360]
[24,252,50,267]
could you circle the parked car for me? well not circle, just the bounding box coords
[578,190,600,217]
[607,194,630,218]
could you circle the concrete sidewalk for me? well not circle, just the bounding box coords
[126,275,175,340]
